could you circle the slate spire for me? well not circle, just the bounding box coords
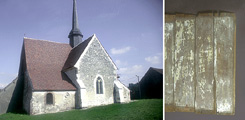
[68,0,83,47]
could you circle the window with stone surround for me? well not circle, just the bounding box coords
[46,93,53,104]
[96,77,103,94]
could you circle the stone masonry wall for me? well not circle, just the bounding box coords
[30,91,75,115]
[75,36,117,107]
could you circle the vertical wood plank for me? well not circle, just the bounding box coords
[174,14,195,112]
[195,13,215,114]
[165,15,175,112]
[214,12,236,115]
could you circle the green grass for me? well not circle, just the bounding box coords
[0,99,163,120]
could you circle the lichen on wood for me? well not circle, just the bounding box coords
[195,13,215,114]
[214,13,236,115]
[164,12,236,115]
[165,15,175,112]
[173,14,195,112]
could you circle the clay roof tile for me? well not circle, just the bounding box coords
[24,38,76,91]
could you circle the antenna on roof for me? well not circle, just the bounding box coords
[24,33,27,38]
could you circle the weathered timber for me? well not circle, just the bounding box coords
[195,13,215,114]
[165,15,175,112]
[214,12,236,115]
[164,12,236,115]
[173,14,195,112]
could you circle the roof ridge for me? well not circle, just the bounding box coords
[150,67,162,70]
[150,67,163,74]
[24,37,69,45]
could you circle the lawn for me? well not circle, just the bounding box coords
[0,99,163,120]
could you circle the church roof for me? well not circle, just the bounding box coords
[24,38,76,91]
[63,35,93,70]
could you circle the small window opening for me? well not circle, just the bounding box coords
[96,77,103,94]
[46,93,53,104]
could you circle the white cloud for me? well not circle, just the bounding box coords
[132,65,144,73]
[115,60,121,65]
[110,46,131,55]
[117,65,146,85]
[145,56,161,64]
[115,60,128,67]
[118,67,128,74]
[118,65,144,75]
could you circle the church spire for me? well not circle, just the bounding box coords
[68,0,83,48]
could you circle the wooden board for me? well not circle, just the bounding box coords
[214,12,236,115]
[173,14,195,112]
[195,13,215,114]
[165,15,175,112]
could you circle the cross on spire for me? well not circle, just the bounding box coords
[68,0,83,48]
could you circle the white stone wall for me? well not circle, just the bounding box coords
[30,91,75,115]
[121,86,131,103]
[114,80,131,103]
[74,35,117,107]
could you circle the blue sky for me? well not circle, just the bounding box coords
[0,0,163,88]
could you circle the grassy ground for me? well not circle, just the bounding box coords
[0,99,163,120]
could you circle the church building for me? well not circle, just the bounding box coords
[18,0,130,115]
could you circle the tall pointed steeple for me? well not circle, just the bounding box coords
[68,0,83,48]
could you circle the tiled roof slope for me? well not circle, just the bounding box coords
[63,35,93,70]
[24,38,76,91]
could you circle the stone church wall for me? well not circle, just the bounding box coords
[75,37,117,107]
[114,80,131,103]
[30,91,75,115]
[121,86,131,103]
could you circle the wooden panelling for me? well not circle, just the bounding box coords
[164,12,236,115]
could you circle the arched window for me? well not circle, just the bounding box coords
[96,77,103,94]
[46,93,53,104]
